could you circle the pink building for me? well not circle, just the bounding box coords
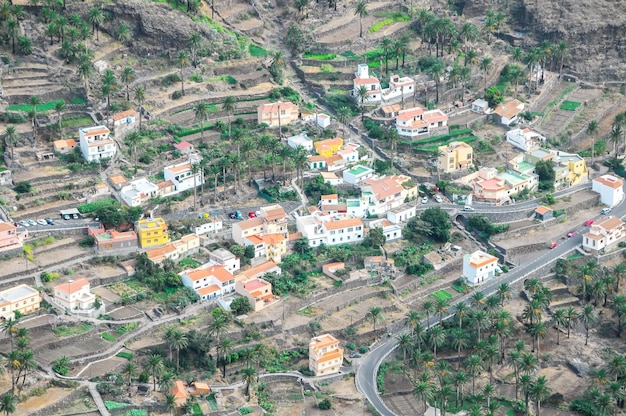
[0,221,27,253]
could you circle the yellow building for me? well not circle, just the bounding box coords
[309,334,344,376]
[314,138,344,158]
[438,141,474,173]
[0,284,41,320]
[137,217,170,248]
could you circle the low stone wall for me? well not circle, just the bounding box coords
[29,385,88,416]
[392,257,463,294]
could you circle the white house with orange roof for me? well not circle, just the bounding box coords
[352,64,382,104]
[53,278,103,316]
[360,175,418,216]
[180,265,236,299]
[257,101,299,127]
[236,260,281,282]
[53,138,77,154]
[395,107,449,139]
[463,250,500,285]
[583,216,626,254]
[296,212,364,247]
[336,143,360,163]
[209,248,240,273]
[79,125,115,162]
[235,277,279,311]
[493,99,525,126]
[232,204,289,246]
[592,175,625,207]
[368,218,402,242]
[308,155,327,171]
[382,74,416,102]
[309,334,344,376]
[108,109,138,128]
[506,128,546,151]
[163,156,204,193]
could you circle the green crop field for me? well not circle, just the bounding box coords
[560,100,581,111]
[430,290,453,301]
[248,43,267,57]
[7,99,66,113]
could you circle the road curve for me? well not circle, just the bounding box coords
[356,190,626,415]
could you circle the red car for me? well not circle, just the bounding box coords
[549,241,557,249]
[567,231,577,238]
[584,219,594,226]
[248,211,256,218]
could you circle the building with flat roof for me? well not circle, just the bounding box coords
[343,165,375,185]
[209,248,241,273]
[438,141,474,173]
[163,157,204,193]
[88,224,138,252]
[120,178,160,207]
[309,334,344,376]
[79,125,115,162]
[506,128,546,152]
[137,217,170,248]
[287,132,313,151]
[456,167,538,204]
[0,284,41,320]
[0,221,27,253]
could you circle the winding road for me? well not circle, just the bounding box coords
[356,184,626,416]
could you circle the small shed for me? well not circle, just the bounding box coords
[471,99,489,114]
[535,205,553,221]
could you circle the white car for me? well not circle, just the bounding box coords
[602,207,612,215]
[421,197,428,204]
[463,206,475,212]
[37,219,47,226]
[435,195,443,203]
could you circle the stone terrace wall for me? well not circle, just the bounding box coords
[29,385,88,416]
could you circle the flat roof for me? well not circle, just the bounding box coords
[347,165,372,175]
[0,284,39,301]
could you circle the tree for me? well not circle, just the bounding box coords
[364,227,386,248]
[134,86,146,131]
[354,1,368,38]
[124,131,143,168]
[87,7,104,40]
[535,160,556,191]
[2,127,20,160]
[120,66,136,101]
[100,69,117,108]
[420,207,451,242]
[177,51,188,96]
[422,299,435,328]
[194,102,210,142]
[379,37,393,74]
[530,375,551,416]
[465,355,483,395]
[478,56,493,91]
[122,360,138,389]
[355,85,369,121]
[413,373,435,412]
[7,18,18,54]
[223,96,237,141]
[610,125,622,158]
[554,40,569,76]
[426,60,445,103]
[367,306,384,333]
[54,100,66,139]
[170,330,188,371]
[551,309,567,345]
[144,354,164,391]
[242,366,256,401]
[117,22,131,45]
[0,393,16,416]
[164,392,176,416]
[529,321,547,358]
[78,59,94,102]
[435,297,449,325]
[231,296,253,315]
[397,334,412,361]
[578,304,598,345]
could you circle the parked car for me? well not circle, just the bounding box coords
[72,213,79,219]
[36,219,47,226]
[27,220,37,226]
[463,206,475,212]
[421,197,428,204]
[235,211,243,219]
[248,211,256,218]
[18,220,28,227]
[584,219,594,226]
[567,231,577,238]
[435,195,443,203]
[549,241,557,249]
[229,212,238,219]
[45,217,55,225]
[62,214,71,220]
[602,207,612,215]
[349,353,362,358]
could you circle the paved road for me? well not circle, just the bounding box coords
[356,185,626,416]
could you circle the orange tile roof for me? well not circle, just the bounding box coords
[246,235,264,245]
[55,278,90,295]
[316,349,343,363]
[308,155,326,162]
[109,175,128,185]
[289,232,303,241]
[468,251,498,268]
[53,139,77,149]
[171,380,188,404]
[197,285,221,296]
[112,109,138,121]
[494,99,524,119]
[242,278,269,291]
[596,216,624,231]
[595,175,624,189]
[396,107,424,122]
[324,218,363,231]
[535,206,552,215]
[0,222,16,232]
[354,76,380,85]
[258,101,298,112]
[363,176,404,201]
[584,233,604,241]
[156,180,174,189]
[236,217,264,230]
[166,162,191,174]
[322,194,338,200]
[146,244,177,261]
[262,233,286,245]
[83,127,110,136]
[325,155,344,166]
[237,260,279,281]
[186,265,233,283]
[310,333,340,350]
[262,206,287,221]
[315,138,343,149]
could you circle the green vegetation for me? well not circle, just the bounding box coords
[248,43,268,57]
[116,351,134,360]
[399,128,473,147]
[179,258,201,268]
[61,115,94,129]
[560,100,581,111]
[467,215,510,239]
[125,410,147,416]
[546,84,576,108]
[303,52,337,60]
[104,401,130,411]
[70,97,87,105]
[53,323,93,338]
[77,198,120,214]
[430,289,453,301]
[368,14,410,33]
[7,99,65,113]
[101,333,116,342]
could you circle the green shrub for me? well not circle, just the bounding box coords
[172,90,183,100]
[102,333,116,342]
[14,181,32,194]
[78,198,119,214]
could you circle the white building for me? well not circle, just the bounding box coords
[471,99,489,114]
[109,109,138,128]
[583,216,626,254]
[346,197,369,218]
[395,107,449,139]
[493,99,524,126]
[119,178,160,207]
[209,248,241,274]
[303,113,331,129]
[463,250,499,285]
[592,175,625,207]
[343,165,375,185]
[368,218,402,242]
[164,158,204,193]
[382,74,415,102]
[337,143,360,164]
[361,175,418,217]
[53,278,103,315]
[180,265,236,300]
[296,213,365,247]
[506,128,546,152]
[352,64,382,104]
[79,125,115,162]
[320,171,343,186]
[287,133,314,151]
[387,205,417,224]
[194,219,224,235]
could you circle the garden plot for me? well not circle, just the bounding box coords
[265,381,303,416]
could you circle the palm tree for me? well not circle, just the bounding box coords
[530,375,551,416]
[578,304,598,345]
[427,326,446,360]
[158,371,175,393]
[564,306,577,338]
[222,96,237,140]
[426,60,445,103]
[2,127,20,160]
[124,131,142,168]
[217,338,233,377]
[450,328,468,367]
[367,306,384,333]
[397,334,412,361]
[393,34,410,69]
[163,326,176,361]
[610,125,623,158]
[465,355,483,395]
[435,297,449,325]
[122,361,138,390]
[164,392,177,416]
[194,102,210,142]
[529,322,547,358]
[0,393,16,416]
[242,367,256,400]
[454,301,468,330]
[145,354,164,391]
[7,19,18,55]
[117,22,131,45]
[134,86,146,131]
[422,299,435,328]
[482,383,495,409]
[355,85,370,121]
[479,56,493,91]
[496,282,510,306]
[53,100,66,139]
[405,310,421,337]
[87,7,104,40]
[336,106,352,138]
[453,371,468,408]
[191,162,200,210]
[120,66,136,101]
[78,59,94,102]
[188,33,203,67]
[551,309,567,345]
[354,1,368,38]
[459,22,479,51]
[29,95,41,141]
[170,330,188,371]
[177,51,188,95]
[379,37,393,74]
[413,373,435,412]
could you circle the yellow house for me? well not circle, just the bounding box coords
[314,138,344,158]
[438,141,474,173]
[137,217,170,248]
[0,284,41,320]
[309,334,344,376]
[244,233,287,263]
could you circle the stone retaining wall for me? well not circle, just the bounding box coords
[28,385,88,416]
